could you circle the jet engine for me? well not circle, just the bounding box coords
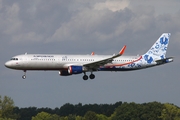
[68,66,83,74]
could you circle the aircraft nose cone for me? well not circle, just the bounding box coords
[5,61,11,68]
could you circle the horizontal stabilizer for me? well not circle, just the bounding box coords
[155,57,173,64]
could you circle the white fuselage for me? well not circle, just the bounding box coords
[5,54,143,71]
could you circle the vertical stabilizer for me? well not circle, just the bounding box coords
[143,33,171,63]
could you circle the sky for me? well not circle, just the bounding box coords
[0,0,180,108]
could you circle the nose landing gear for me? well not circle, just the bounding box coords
[22,70,26,79]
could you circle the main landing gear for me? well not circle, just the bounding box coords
[83,72,95,80]
[22,70,26,79]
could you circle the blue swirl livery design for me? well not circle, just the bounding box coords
[5,33,173,80]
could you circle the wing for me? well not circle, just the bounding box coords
[83,45,126,70]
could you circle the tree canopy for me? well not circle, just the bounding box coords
[1,95,180,120]
[0,96,17,119]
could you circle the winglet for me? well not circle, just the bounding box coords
[91,52,95,55]
[112,45,126,59]
[119,45,126,55]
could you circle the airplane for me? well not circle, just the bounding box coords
[5,33,173,80]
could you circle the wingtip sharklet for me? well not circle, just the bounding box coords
[91,52,95,55]
[119,45,126,55]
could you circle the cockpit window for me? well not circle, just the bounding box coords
[11,58,18,60]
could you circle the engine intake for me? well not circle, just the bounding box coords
[59,70,72,76]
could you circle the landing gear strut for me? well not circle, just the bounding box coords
[22,70,26,79]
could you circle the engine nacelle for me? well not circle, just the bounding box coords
[68,66,83,74]
[59,70,72,76]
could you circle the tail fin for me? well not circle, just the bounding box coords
[143,33,171,63]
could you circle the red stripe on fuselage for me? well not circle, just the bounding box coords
[105,56,142,67]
